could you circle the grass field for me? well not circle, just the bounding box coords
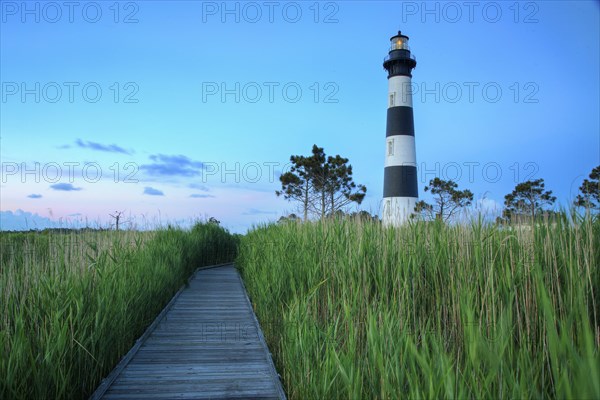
[0,223,238,399]
[2,216,598,399]
[237,216,599,399]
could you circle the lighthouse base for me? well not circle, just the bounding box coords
[382,197,417,227]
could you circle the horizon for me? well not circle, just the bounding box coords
[1,1,599,234]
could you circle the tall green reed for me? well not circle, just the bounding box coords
[0,222,238,399]
[237,216,599,399]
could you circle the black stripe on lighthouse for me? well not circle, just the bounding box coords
[386,106,414,137]
[383,165,418,198]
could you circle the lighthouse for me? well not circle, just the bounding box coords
[382,31,418,226]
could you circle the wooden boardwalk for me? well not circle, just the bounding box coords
[91,264,286,400]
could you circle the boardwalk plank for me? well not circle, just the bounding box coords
[90,264,285,400]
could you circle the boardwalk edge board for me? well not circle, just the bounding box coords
[88,262,235,400]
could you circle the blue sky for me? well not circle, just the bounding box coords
[1,0,599,232]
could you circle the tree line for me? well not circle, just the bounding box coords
[276,145,599,223]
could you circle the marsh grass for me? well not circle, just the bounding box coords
[0,223,238,399]
[238,216,599,399]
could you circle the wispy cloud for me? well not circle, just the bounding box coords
[141,154,204,177]
[189,183,210,191]
[50,183,82,191]
[27,194,43,199]
[143,187,164,196]
[190,194,215,199]
[243,208,277,216]
[75,139,132,155]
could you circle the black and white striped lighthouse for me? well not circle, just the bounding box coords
[382,31,418,226]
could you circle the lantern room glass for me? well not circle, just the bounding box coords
[391,36,410,51]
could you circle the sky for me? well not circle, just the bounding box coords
[1,0,599,233]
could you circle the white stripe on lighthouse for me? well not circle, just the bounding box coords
[388,75,413,108]
[385,135,417,167]
[383,197,417,225]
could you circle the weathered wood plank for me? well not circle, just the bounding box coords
[103,391,280,400]
[109,380,278,391]
[139,343,263,349]
[123,363,274,373]
[90,264,286,400]
[120,369,273,379]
